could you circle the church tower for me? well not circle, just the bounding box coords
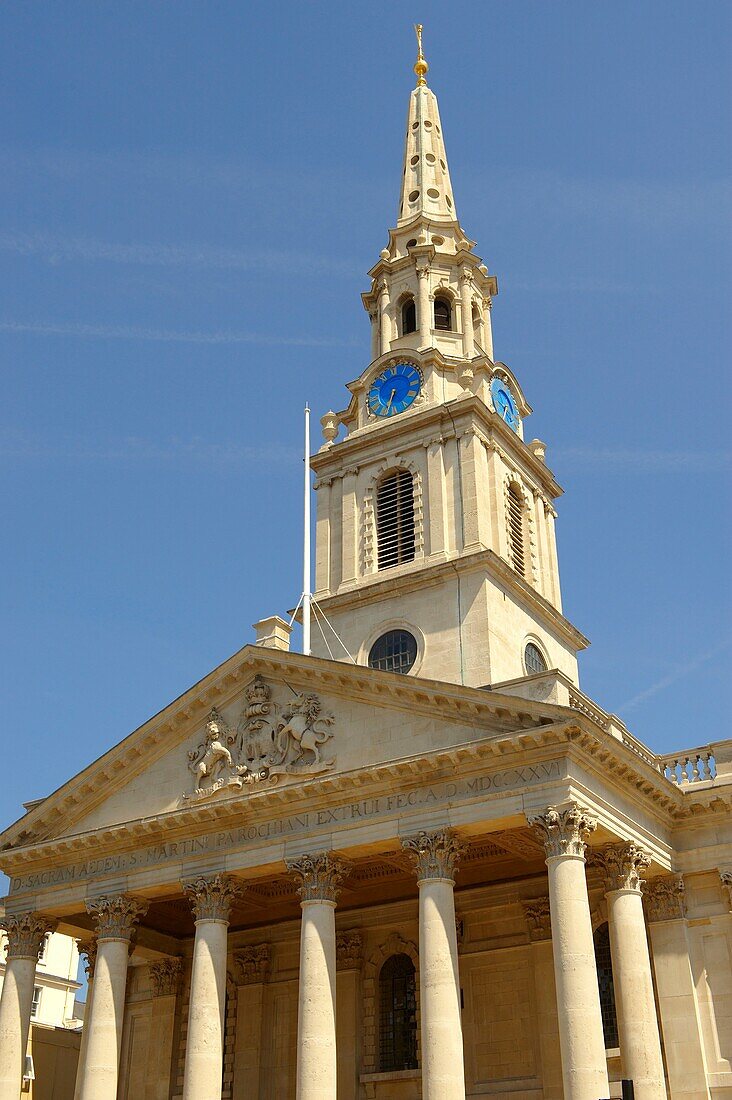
[310,28,588,687]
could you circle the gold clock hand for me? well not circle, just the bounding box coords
[385,388,396,415]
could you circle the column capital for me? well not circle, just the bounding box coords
[593,841,651,894]
[401,827,464,883]
[720,869,732,911]
[234,943,271,985]
[149,956,183,997]
[76,936,98,979]
[286,851,349,903]
[0,912,57,960]
[85,894,148,942]
[336,929,363,971]
[522,896,552,941]
[530,802,597,859]
[643,874,686,922]
[182,872,240,922]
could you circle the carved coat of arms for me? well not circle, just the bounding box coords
[184,676,335,803]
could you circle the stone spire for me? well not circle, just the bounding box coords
[398,26,458,227]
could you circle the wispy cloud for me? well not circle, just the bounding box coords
[0,319,357,349]
[0,427,300,469]
[620,639,732,711]
[0,229,356,277]
[553,446,732,473]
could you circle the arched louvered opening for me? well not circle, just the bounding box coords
[594,923,619,1049]
[376,469,415,570]
[434,296,452,331]
[524,642,547,675]
[507,483,526,577]
[379,954,417,1071]
[401,296,416,335]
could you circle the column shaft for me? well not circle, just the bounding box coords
[73,941,97,1100]
[182,921,229,1100]
[180,874,238,1100]
[417,267,431,348]
[0,957,37,1099]
[78,939,130,1100]
[287,851,348,1100]
[532,805,609,1100]
[78,895,147,1100]
[0,913,57,1100]
[379,283,391,355]
[607,888,666,1099]
[403,828,466,1100]
[297,900,337,1098]
[598,844,667,1100]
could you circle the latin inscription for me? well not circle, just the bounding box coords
[10,760,562,894]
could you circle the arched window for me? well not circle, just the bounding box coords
[401,297,416,335]
[507,482,526,577]
[472,303,482,345]
[434,296,452,330]
[379,954,417,1071]
[594,923,619,1049]
[376,469,415,570]
[524,642,547,675]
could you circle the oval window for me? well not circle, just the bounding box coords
[368,630,418,674]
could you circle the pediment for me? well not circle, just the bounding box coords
[0,645,570,854]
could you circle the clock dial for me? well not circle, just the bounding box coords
[368,362,422,418]
[490,376,520,432]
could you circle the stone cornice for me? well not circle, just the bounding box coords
[0,715,689,886]
[312,549,590,653]
[311,392,556,498]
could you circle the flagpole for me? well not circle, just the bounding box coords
[303,403,311,656]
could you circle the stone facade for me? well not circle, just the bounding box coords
[0,28,730,1100]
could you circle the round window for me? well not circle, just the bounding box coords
[368,630,418,675]
[524,642,547,675]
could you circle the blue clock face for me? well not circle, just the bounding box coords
[368,362,422,418]
[490,376,520,431]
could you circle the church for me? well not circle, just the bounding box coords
[0,28,730,1100]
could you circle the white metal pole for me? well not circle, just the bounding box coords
[303,404,311,656]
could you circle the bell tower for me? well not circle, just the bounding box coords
[309,28,588,688]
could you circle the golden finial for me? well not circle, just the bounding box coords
[414,24,428,87]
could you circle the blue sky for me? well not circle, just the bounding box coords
[1,1,730,846]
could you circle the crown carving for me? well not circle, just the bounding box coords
[593,842,651,894]
[235,943,271,984]
[643,875,685,922]
[522,896,552,941]
[401,828,464,883]
[85,895,148,942]
[182,874,240,922]
[530,803,597,859]
[149,957,183,997]
[286,851,350,903]
[1,912,58,961]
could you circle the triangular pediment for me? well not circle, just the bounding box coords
[0,645,572,854]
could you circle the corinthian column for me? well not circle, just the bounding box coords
[530,804,609,1100]
[378,280,391,356]
[73,938,97,1100]
[596,844,667,1100]
[459,270,475,359]
[0,912,57,1100]
[402,828,465,1100]
[416,263,431,348]
[287,851,349,1100]
[79,895,148,1100]
[145,958,182,1100]
[181,874,239,1100]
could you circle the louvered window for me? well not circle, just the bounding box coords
[525,642,547,675]
[434,296,451,330]
[376,469,415,570]
[507,483,526,577]
[379,954,417,1071]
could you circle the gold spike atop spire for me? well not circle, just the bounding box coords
[413,24,428,87]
